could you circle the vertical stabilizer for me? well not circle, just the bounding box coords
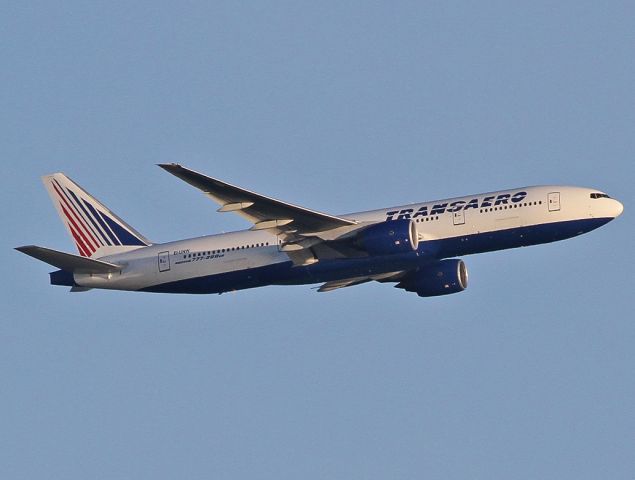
[42,173,151,257]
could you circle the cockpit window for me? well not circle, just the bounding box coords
[590,193,611,199]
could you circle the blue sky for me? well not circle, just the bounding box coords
[2,2,634,479]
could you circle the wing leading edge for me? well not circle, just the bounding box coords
[158,163,357,235]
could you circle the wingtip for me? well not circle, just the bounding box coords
[157,163,182,170]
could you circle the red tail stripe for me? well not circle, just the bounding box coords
[52,182,100,250]
[68,223,91,257]
[52,183,99,252]
[60,203,95,256]
[53,178,105,246]
[66,211,92,257]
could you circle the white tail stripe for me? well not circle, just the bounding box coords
[54,178,122,247]
[80,197,120,246]
[60,181,110,247]
[55,181,104,247]
[51,179,100,250]
[50,182,99,255]
[43,172,151,256]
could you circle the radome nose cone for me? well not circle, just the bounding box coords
[613,199,624,217]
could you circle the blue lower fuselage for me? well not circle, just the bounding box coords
[138,217,611,294]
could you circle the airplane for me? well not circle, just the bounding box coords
[16,164,623,297]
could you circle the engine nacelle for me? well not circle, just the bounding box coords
[355,219,419,255]
[397,259,468,297]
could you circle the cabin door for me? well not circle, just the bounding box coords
[548,192,561,212]
[158,251,171,272]
[453,209,465,226]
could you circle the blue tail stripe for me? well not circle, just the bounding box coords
[67,188,111,246]
[83,200,121,246]
[100,212,146,246]
[52,179,105,246]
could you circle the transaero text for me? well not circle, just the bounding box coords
[385,191,528,221]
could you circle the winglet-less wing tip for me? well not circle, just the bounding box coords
[157,163,182,171]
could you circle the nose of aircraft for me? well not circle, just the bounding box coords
[611,199,624,218]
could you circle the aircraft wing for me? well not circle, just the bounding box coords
[317,271,406,292]
[158,164,357,235]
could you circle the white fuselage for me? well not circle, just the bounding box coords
[72,185,623,293]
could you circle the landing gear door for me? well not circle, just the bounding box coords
[548,192,561,212]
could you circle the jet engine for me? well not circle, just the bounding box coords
[355,219,419,255]
[396,259,468,297]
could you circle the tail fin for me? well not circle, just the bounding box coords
[42,173,151,257]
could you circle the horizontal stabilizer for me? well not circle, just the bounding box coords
[317,271,406,292]
[318,276,373,292]
[70,286,93,292]
[15,245,122,274]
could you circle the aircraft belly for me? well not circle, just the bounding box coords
[77,217,613,294]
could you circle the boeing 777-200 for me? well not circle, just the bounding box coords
[16,164,623,297]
